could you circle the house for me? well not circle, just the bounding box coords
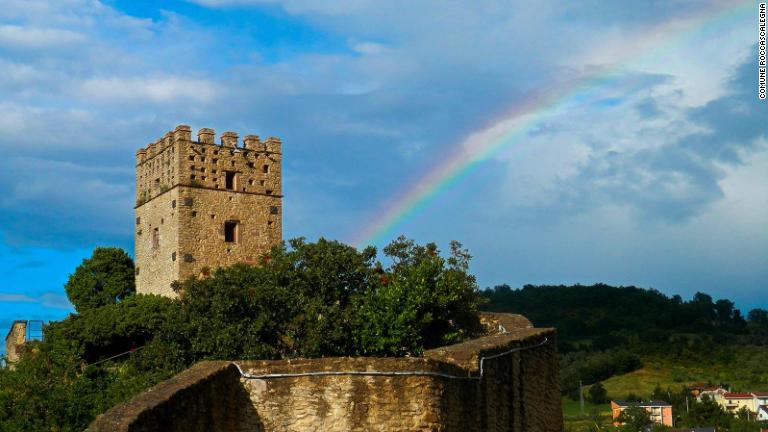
[753,392,768,410]
[722,392,754,413]
[757,405,768,421]
[611,400,673,427]
[697,386,727,403]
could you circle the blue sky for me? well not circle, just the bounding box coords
[1,0,766,344]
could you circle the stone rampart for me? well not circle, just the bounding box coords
[87,313,561,432]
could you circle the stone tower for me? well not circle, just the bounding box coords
[134,125,282,297]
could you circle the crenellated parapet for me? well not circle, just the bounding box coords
[136,127,281,164]
[135,125,282,207]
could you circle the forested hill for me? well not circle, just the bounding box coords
[480,284,768,345]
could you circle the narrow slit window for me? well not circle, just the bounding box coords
[224,221,238,243]
[262,164,269,174]
[152,228,160,249]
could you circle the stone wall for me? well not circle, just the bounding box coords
[4,320,27,366]
[135,188,181,297]
[134,125,282,296]
[176,186,282,283]
[87,313,561,432]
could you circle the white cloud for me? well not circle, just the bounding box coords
[79,76,219,104]
[0,293,34,302]
[0,292,72,309]
[0,24,86,50]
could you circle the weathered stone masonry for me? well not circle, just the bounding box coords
[135,125,282,297]
[87,313,562,432]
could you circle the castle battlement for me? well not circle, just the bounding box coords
[134,124,283,297]
[137,126,282,166]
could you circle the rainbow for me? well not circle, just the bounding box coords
[352,1,753,247]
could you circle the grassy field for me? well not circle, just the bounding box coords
[562,397,611,431]
[601,361,685,398]
[562,396,610,418]
[563,345,768,430]
[600,347,768,400]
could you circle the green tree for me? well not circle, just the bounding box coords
[617,406,651,432]
[588,381,608,404]
[64,247,136,312]
[352,237,484,356]
[174,236,484,359]
[45,294,182,363]
[175,238,379,359]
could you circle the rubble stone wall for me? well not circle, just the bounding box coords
[87,313,562,432]
[4,321,27,366]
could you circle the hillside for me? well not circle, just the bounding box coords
[482,284,768,431]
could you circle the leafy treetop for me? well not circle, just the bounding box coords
[64,247,136,313]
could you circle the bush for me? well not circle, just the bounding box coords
[64,247,135,313]
[588,381,608,404]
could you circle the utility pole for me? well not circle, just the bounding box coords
[580,380,584,415]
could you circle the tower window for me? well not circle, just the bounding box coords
[224,221,239,243]
[262,164,269,173]
[225,171,237,190]
[270,206,279,215]
[152,228,160,249]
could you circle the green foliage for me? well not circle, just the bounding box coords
[174,238,378,359]
[561,349,643,399]
[481,284,758,344]
[588,381,608,404]
[353,238,484,356]
[64,247,136,313]
[46,294,181,363]
[616,406,651,432]
[175,236,483,359]
[2,237,484,431]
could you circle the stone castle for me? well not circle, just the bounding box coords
[134,125,282,296]
[83,125,562,431]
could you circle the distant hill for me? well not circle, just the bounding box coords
[480,283,766,345]
[481,283,768,398]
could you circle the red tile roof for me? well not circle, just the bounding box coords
[753,392,768,397]
[724,392,753,399]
